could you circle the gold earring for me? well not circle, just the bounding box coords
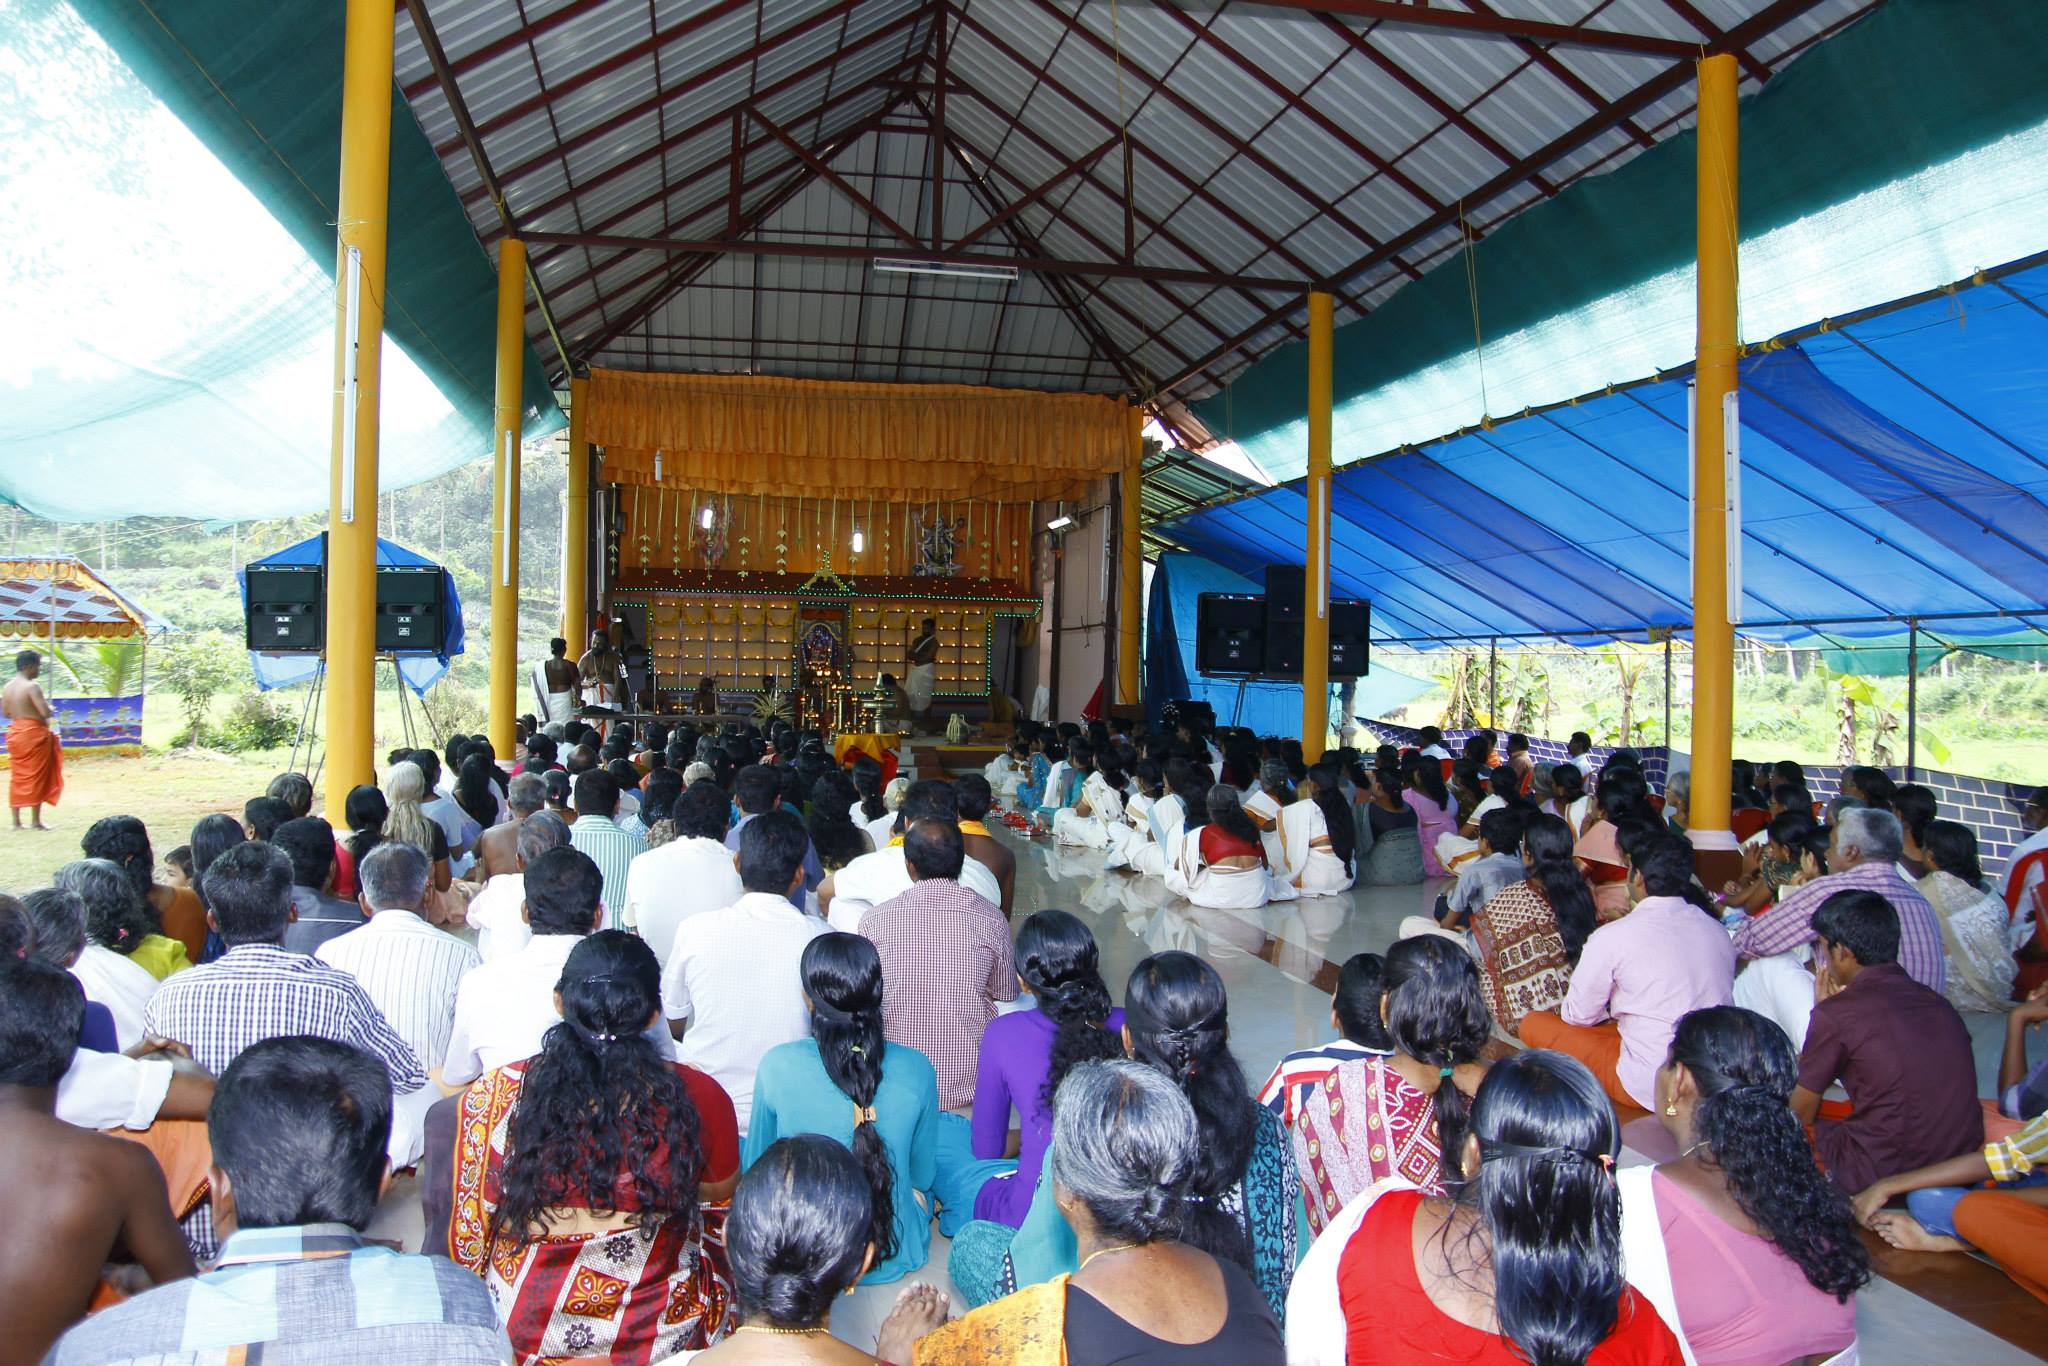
[1663,1101,1678,1117]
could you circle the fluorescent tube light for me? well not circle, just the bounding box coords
[1046,515,1075,532]
[873,258,1019,283]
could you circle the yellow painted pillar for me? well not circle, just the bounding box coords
[489,238,526,756]
[322,0,394,824]
[1691,53,1738,844]
[1302,290,1334,762]
[1118,404,1144,706]
[562,376,590,649]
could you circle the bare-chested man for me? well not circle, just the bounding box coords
[532,637,579,725]
[577,629,624,709]
[466,771,547,883]
[0,959,194,1364]
[5,649,62,830]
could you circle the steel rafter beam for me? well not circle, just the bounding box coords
[930,92,1242,386]
[1019,0,1386,257]
[468,0,917,224]
[566,111,894,362]
[1148,0,1840,400]
[1221,1,1699,56]
[447,0,753,155]
[523,231,1312,293]
[1459,0,1658,150]
[1310,10,1552,194]
[746,105,923,249]
[398,0,574,380]
[917,100,1145,394]
[398,0,610,101]
[950,134,1119,251]
[943,6,1376,370]
[544,97,905,342]
[529,62,921,306]
[1651,0,1774,80]
[1155,4,1445,220]
[942,11,1332,363]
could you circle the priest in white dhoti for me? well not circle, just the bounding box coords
[904,617,939,728]
[531,636,578,725]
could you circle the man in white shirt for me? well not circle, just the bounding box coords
[1417,725,1451,761]
[661,810,829,1134]
[318,840,479,1077]
[318,840,479,1165]
[1567,730,1597,775]
[465,811,571,962]
[625,780,742,968]
[818,779,1001,931]
[441,846,605,1087]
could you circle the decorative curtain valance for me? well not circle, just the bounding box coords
[586,368,1135,500]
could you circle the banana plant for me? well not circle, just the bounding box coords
[1813,663,1950,767]
[47,640,145,697]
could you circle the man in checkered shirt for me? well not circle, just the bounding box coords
[858,818,1017,1113]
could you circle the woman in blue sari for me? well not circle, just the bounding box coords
[949,950,1298,1321]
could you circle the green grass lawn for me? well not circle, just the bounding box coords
[1,680,476,893]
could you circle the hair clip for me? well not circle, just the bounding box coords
[1439,1065,1455,1079]
[854,1104,877,1125]
[848,1043,865,1055]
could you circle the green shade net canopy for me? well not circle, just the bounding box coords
[0,1,560,523]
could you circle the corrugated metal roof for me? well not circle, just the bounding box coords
[393,0,1881,433]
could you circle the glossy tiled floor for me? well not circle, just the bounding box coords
[373,815,2045,1363]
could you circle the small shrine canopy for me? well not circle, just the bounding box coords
[0,557,170,641]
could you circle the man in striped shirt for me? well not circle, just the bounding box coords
[1733,807,1944,1052]
[568,768,645,928]
[142,842,424,1093]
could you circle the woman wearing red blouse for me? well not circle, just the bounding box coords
[1289,1049,1685,1366]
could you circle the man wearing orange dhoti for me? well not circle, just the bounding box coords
[6,650,63,830]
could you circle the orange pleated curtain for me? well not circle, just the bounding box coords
[585,368,1134,501]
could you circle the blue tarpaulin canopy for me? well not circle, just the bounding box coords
[239,535,464,698]
[1155,256,2048,648]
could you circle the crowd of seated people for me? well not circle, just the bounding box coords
[13,704,2048,1366]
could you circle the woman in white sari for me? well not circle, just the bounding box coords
[1918,819,2019,1014]
[1180,785,1287,909]
[1103,758,1161,870]
[1132,761,1199,881]
[1245,759,1295,871]
[1275,761,1357,896]
[1054,752,1128,849]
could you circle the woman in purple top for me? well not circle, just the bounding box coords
[933,910,1125,1231]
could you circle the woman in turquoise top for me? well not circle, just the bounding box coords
[743,932,940,1286]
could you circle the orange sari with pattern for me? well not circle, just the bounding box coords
[450,1061,732,1365]
[914,1276,1069,1365]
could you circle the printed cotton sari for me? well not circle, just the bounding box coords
[450,1062,732,1365]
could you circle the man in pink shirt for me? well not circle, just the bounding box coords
[1522,834,1736,1110]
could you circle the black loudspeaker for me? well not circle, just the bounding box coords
[1330,599,1372,678]
[1264,564,1305,622]
[245,563,324,653]
[374,565,445,653]
[1195,593,1266,675]
[1264,618,1304,678]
